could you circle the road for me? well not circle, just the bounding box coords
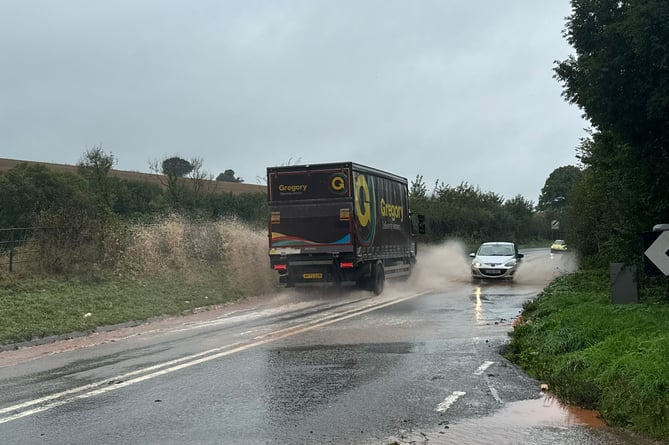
[0,247,651,444]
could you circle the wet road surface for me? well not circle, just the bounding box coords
[0,248,653,444]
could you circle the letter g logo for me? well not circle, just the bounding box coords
[355,175,371,227]
[330,174,346,192]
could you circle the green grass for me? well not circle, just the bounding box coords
[0,268,244,346]
[506,270,669,440]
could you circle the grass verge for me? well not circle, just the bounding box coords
[0,268,245,347]
[505,270,669,440]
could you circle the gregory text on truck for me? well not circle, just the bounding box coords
[267,162,425,295]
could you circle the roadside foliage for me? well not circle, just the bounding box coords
[505,1,669,441]
[506,271,669,440]
[408,177,548,248]
[555,0,669,272]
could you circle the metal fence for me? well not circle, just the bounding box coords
[0,227,49,273]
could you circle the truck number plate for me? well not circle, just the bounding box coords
[302,273,323,279]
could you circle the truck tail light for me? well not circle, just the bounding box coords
[340,262,354,269]
[339,208,350,221]
[271,212,280,224]
[273,264,287,271]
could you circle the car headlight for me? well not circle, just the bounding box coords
[504,259,517,267]
[472,261,482,268]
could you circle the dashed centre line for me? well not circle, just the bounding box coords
[474,360,495,375]
[435,360,499,413]
[436,391,467,412]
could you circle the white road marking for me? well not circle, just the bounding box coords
[0,341,245,420]
[473,361,503,404]
[473,360,494,375]
[436,391,466,412]
[488,385,503,404]
[0,291,431,425]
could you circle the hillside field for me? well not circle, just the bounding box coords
[0,157,266,195]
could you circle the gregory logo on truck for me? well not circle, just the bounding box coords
[354,173,376,246]
[267,162,425,296]
[380,199,403,221]
[330,173,347,194]
[278,184,308,193]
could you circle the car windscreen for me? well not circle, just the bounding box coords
[479,245,514,256]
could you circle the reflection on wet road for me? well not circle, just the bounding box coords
[0,247,648,444]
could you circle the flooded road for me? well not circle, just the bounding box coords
[393,395,655,445]
[0,246,650,444]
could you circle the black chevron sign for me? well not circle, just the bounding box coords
[644,231,669,276]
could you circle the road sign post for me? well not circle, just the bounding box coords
[610,263,639,304]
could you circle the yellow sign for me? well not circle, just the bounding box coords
[302,273,323,279]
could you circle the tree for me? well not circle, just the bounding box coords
[555,0,669,153]
[187,157,210,202]
[0,163,62,227]
[216,169,243,183]
[161,157,193,178]
[409,175,427,201]
[503,195,536,241]
[537,165,581,212]
[111,178,165,217]
[555,0,669,266]
[566,134,650,266]
[149,155,193,207]
[77,146,116,214]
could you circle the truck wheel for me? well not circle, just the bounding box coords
[371,263,385,295]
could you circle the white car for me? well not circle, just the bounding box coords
[470,242,524,280]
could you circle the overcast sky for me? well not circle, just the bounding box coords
[1,1,588,203]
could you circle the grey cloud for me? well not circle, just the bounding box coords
[1,0,586,201]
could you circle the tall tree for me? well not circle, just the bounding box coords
[554,0,669,266]
[538,165,581,213]
[555,0,669,153]
[77,146,116,214]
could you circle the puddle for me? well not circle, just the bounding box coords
[480,396,607,428]
[389,395,654,445]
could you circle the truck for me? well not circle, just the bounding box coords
[267,162,425,295]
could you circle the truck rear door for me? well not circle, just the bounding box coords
[269,202,354,254]
[268,166,354,254]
